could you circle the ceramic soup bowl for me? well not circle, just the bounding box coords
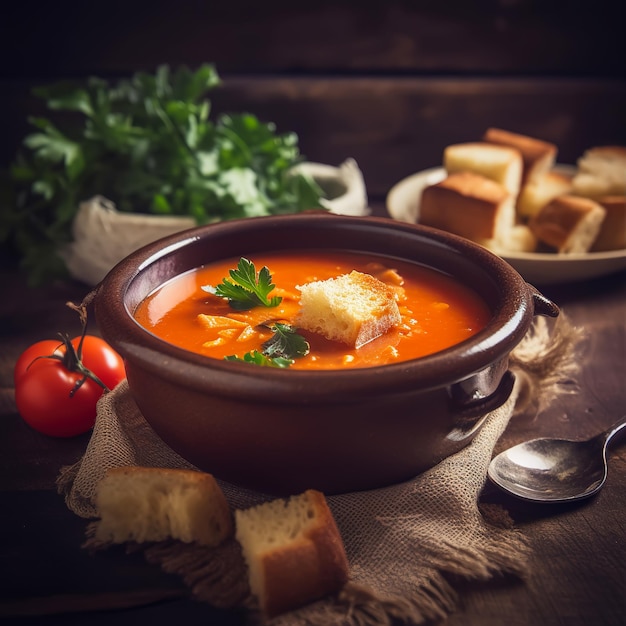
[93,213,558,495]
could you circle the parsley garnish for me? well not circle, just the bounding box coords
[262,323,310,359]
[225,323,310,368]
[224,350,293,368]
[202,258,282,310]
[206,260,309,367]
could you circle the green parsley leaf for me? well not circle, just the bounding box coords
[224,350,293,368]
[262,323,310,360]
[224,322,309,368]
[202,258,282,310]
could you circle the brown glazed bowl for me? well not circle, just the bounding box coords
[93,213,559,495]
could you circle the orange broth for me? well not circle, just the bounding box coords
[134,250,490,370]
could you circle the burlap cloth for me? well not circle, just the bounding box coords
[57,314,584,625]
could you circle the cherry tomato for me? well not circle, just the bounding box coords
[14,335,125,437]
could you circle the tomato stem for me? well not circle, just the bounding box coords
[61,334,110,394]
[64,300,111,394]
[25,334,110,396]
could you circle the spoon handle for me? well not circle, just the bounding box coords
[603,416,626,448]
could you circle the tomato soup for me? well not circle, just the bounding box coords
[134,250,490,369]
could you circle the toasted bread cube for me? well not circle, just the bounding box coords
[420,171,516,245]
[529,194,606,254]
[591,196,626,252]
[517,170,574,219]
[444,141,523,197]
[95,467,233,547]
[572,146,626,198]
[482,127,557,185]
[297,271,401,348]
[235,490,349,618]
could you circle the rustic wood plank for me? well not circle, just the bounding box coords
[1,0,623,79]
[2,76,624,200]
[211,75,626,197]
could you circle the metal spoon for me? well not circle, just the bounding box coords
[488,416,626,503]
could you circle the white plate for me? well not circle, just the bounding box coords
[386,166,626,285]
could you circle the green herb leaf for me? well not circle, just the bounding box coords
[224,323,309,368]
[202,258,282,310]
[262,323,310,360]
[224,350,293,368]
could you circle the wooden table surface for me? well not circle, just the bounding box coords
[1,202,625,626]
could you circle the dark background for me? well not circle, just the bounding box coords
[1,0,625,200]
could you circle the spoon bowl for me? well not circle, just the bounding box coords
[488,417,626,503]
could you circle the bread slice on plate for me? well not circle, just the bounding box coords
[572,146,626,198]
[235,489,350,618]
[419,171,516,247]
[297,270,401,348]
[591,196,626,252]
[486,224,538,255]
[516,169,574,219]
[94,466,233,546]
[444,141,523,197]
[482,127,557,185]
[529,194,606,254]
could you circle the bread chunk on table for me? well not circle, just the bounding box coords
[94,466,233,546]
[235,489,350,618]
[297,270,401,348]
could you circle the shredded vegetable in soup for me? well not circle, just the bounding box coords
[134,250,490,370]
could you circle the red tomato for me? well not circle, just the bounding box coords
[70,336,126,391]
[14,335,125,437]
[13,339,64,385]
[15,362,105,437]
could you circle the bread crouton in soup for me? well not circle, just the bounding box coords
[297,270,402,348]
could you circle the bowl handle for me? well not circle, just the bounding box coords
[446,370,516,442]
[529,285,560,318]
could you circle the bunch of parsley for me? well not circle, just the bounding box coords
[1,64,324,285]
